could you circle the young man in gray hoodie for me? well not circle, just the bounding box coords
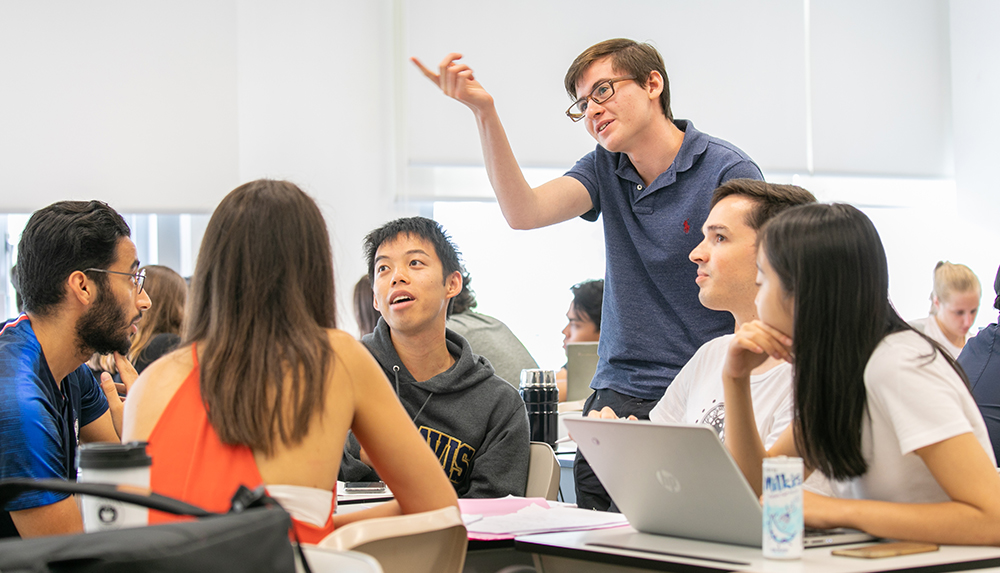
[340,217,530,498]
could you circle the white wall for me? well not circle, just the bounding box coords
[0,0,997,333]
[0,1,240,212]
[233,0,417,324]
[950,0,1000,319]
[403,0,954,187]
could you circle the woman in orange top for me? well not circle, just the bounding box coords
[122,180,458,542]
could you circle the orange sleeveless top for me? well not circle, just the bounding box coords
[147,346,337,543]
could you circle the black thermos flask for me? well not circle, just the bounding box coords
[519,369,559,446]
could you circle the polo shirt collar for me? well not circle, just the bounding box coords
[614,119,708,200]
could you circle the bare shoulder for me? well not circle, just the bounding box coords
[122,344,195,441]
[325,329,376,368]
[138,344,194,389]
[323,329,385,390]
[325,328,361,348]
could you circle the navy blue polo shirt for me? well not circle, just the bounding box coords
[565,119,763,400]
[960,319,1000,462]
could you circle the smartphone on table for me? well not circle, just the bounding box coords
[344,481,387,493]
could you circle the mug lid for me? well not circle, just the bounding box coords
[78,441,152,469]
[519,368,557,388]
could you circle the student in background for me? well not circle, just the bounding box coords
[447,273,538,387]
[123,181,457,542]
[910,261,982,359]
[340,216,530,498]
[960,265,1000,462]
[353,274,380,338]
[556,279,603,401]
[129,265,187,374]
[1,200,148,538]
[9,265,22,314]
[723,203,1000,545]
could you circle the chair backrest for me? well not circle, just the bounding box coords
[297,546,384,573]
[525,441,560,500]
[316,506,467,573]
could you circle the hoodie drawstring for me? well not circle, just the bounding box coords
[393,363,433,427]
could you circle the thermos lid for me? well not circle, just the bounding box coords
[78,441,152,469]
[519,368,556,389]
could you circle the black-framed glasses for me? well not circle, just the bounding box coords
[83,267,146,293]
[566,76,635,122]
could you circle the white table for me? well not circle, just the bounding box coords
[515,527,1000,573]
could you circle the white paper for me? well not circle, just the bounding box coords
[466,503,628,536]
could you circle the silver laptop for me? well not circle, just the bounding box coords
[565,342,600,402]
[564,417,875,548]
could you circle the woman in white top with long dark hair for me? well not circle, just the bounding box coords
[722,203,1000,545]
[910,261,982,359]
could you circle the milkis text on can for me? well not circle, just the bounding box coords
[762,456,803,559]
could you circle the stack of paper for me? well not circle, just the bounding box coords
[460,497,628,540]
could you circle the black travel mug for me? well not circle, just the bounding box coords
[519,369,559,446]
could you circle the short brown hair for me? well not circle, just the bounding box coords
[186,179,336,455]
[710,179,817,232]
[564,39,672,121]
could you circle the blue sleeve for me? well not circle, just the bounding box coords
[960,324,1000,461]
[0,374,71,511]
[565,149,602,221]
[75,366,109,427]
[719,159,764,184]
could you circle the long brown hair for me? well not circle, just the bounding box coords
[186,180,337,454]
[127,265,187,363]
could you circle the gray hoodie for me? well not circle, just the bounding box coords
[340,319,530,498]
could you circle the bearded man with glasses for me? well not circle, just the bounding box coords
[0,200,151,538]
[414,38,763,511]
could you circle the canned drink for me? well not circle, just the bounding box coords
[762,456,803,559]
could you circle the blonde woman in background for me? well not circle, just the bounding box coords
[910,262,982,359]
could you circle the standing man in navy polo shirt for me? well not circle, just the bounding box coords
[414,38,763,510]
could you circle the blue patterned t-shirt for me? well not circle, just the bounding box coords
[0,314,109,537]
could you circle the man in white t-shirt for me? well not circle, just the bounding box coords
[592,179,815,449]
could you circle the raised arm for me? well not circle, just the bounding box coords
[412,54,593,229]
[721,320,797,495]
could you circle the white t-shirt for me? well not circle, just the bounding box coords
[649,335,793,449]
[908,315,970,360]
[830,330,996,503]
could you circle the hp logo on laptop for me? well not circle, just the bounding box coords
[655,469,681,493]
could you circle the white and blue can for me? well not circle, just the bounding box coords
[762,456,803,559]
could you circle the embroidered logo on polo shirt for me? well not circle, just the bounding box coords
[683,220,691,233]
[420,426,476,485]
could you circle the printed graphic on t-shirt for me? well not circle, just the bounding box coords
[699,402,725,441]
[420,426,476,485]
